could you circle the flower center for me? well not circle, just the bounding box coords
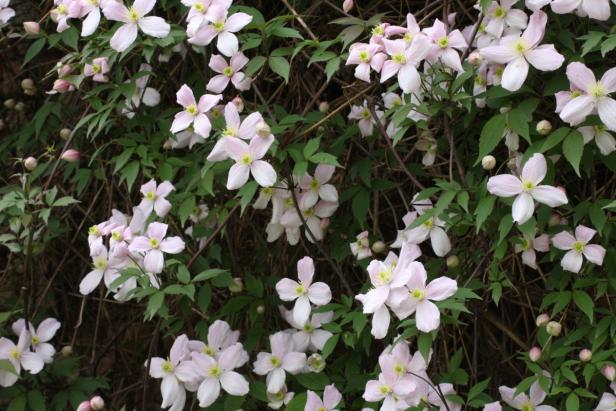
[512,38,528,55]
[223,66,234,77]
[202,345,214,355]
[475,75,486,86]
[437,37,449,49]
[410,288,425,300]
[32,336,40,345]
[521,237,531,251]
[186,104,198,116]
[89,0,99,5]
[295,284,307,295]
[422,219,433,229]
[92,64,101,73]
[403,32,414,43]
[269,355,281,367]
[309,179,320,190]
[596,124,607,132]
[392,52,406,65]
[317,408,327,411]
[361,109,371,119]
[479,23,486,33]
[284,197,295,207]
[212,21,225,32]
[89,225,100,236]
[112,231,123,241]
[149,238,160,249]
[303,323,314,333]
[521,403,535,411]
[495,67,504,76]
[573,241,585,253]
[590,82,605,98]
[193,1,205,12]
[209,365,221,377]
[571,90,582,98]
[128,7,140,22]
[522,180,535,192]
[263,187,273,196]
[162,360,174,373]
[372,25,384,36]
[394,363,406,375]
[304,208,315,217]
[378,270,392,283]
[493,6,506,18]
[222,126,237,136]
[145,191,156,200]
[56,4,68,14]
[358,50,370,62]
[94,257,107,270]
[240,154,252,165]
[379,385,392,394]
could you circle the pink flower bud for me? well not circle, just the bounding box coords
[58,64,73,77]
[24,157,38,171]
[467,52,482,65]
[232,96,244,113]
[89,396,105,410]
[256,121,271,138]
[529,347,542,362]
[61,149,80,163]
[77,401,92,411]
[342,0,353,12]
[535,313,549,327]
[578,349,592,362]
[603,365,616,381]
[52,79,72,94]
[546,321,562,336]
[23,21,40,35]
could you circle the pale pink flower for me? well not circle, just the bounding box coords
[102,0,170,52]
[385,13,421,44]
[428,383,462,411]
[50,0,77,32]
[403,198,452,257]
[480,10,564,91]
[595,392,616,411]
[380,35,432,94]
[129,222,185,273]
[305,384,342,411]
[77,401,92,411]
[525,0,552,11]
[208,102,265,161]
[149,335,189,411]
[350,231,372,260]
[122,64,161,118]
[79,245,117,295]
[423,19,468,72]
[187,5,252,56]
[342,0,353,13]
[275,256,332,325]
[84,57,110,82]
[363,354,416,410]
[182,0,232,35]
[0,330,44,387]
[253,332,306,393]
[0,0,15,23]
[171,84,222,137]
[487,153,568,224]
[279,307,333,353]
[551,0,611,21]
[299,165,338,209]
[223,136,277,189]
[389,261,457,332]
[552,225,606,273]
[499,379,556,411]
[515,233,549,269]
[485,0,528,38]
[11,318,61,363]
[267,385,294,409]
[78,0,104,36]
[578,124,616,155]
[483,402,502,411]
[346,43,387,82]
[559,62,616,131]
[207,52,252,93]
[279,199,338,243]
[138,179,174,218]
[348,100,383,137]
[187,320,240,358]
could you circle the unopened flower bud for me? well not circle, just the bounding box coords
[232,96,244,113]
[61,345,73,356]
[14,102,25,112]
[21,78,35,90]
[467,52,482,65]
[52,79,72,93]
[229,277,243,293]
[23,21,40,36]
[256,121,271,138]
[24,157,38,171]
[59,128,72,140]
[77,401,92,411]
[446,255,459,268]
[4,99,16,109]
[535,313,549,327]
[318,101,329,112]
[546,321,562,337]
[603,365,616,381]
[307,353,326,373]
[163,140,172,150]
[342,0,353,12]
[482,155,496,170]
[371,240,386,253]
[24,87,37,96]
[61,149,80,163]
[58,64,73,77]
[536,120,552,136]
[256,305,265,314]
[578,349,592,362]
[548,214,561,227]
[529,346,542,362]
[90,396,105,410]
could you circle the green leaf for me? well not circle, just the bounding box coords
[268,56,290,83]
[572,290,594,323]
[352,189,370,227]
[562,130,584,176]
[303,137,320,158]
[417,332,432,362]
[321,334,339,359]
[295,372,330,390]
[309,152,341,166]
[476,114,506,163]
[474,196,496,233]
[192,268,228,282]
[325,57,341,83]
[53,196,80,207]
[244,56,267,76]
[7,395,26,411]
[236,180,259,214]
[0,359,18,375]
[283,392,307,411]
[271,26,303,39]
[146,292,165,319]
[541,127,571,152]
[565,393,579,411]
[589,202,606,233]
[27,390,46,411]
[23,38,46,66]
[178,196,196,226]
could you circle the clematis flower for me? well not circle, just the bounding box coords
[279,307,333,353]
[12,318,61,364]
[79,245,117,295]
[346,43,387,82]
[207,52,252,93]
[299,165,338,209]
[171,84,222,137]
[208,102,265,161]
[552,225,606,273]
[138,179,174,218]
[515,233,549,269]
[275,256,332,325]
[483,402,503,411]
[479,10,564,91]
[389,261,458,332]
[350,231,372,260]
[51,0,79,32]
[363,355,416,411]
[305,384,342,411]
[102,0,170,52]
[485,0,528,38]
[487,153,568,224]
[578,124,616,155]
[78,0,104,36]
[595,391,616,411]
[0,0,15,24]
[188,320,240,358]
[84,57,110,82]
[428,383,462,411]
[187,5,252,56]
[129,222,185,273]
[385,12,421,44]
[551,0,611,21]
[348,100,383,137]
[499,378,556,411]
[179,344,250,408]
[253,332,306,393]
[149,335,189,411]
[559,62,616,131]
[0,330,44,387]
[380,35,432,94]
[525,0,552,11]
[267,385,294,409]
[424,19,467,72]
[223,136,277,190]
[122,64,161,118]
[182,0,232,35]
[403,199,452,257]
